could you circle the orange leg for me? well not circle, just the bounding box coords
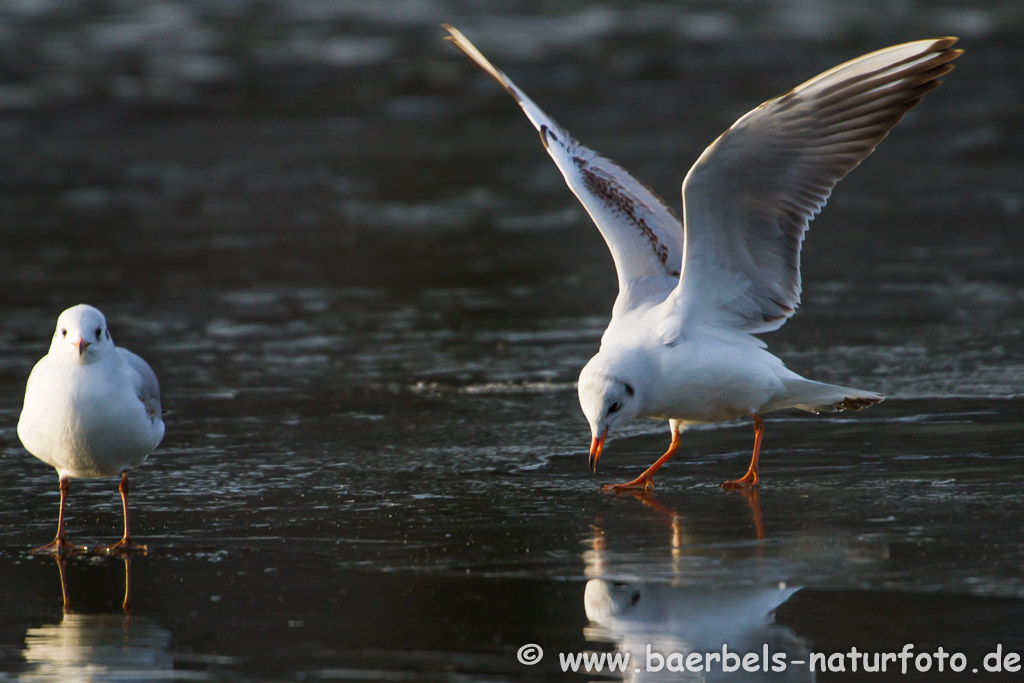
[602,425,682,493]
[33,478,86,556]
[724,487,765,540]
[96,473,147,554]
[53,556,73,613]
[722,414,764,489]
[122,556,134,613]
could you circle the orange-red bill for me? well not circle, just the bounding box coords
[588,428,607,473]
[74,338,90,356]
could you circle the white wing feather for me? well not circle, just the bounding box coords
[118,348,162,418]
[676,37,962,333]
[444,25,684,311]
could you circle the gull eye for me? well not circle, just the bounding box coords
[95,326,103,340]
[609,401,621,414]
[61,328,67,338]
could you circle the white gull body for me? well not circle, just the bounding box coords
[18,304,164,553]
[445,26,961,490]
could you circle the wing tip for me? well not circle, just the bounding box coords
[905,36,960,58]
[441,23,463,47]
[442,23,525,107]
[918,37,963,72]
[929,37,964,65]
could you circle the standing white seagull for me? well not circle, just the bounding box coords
[444,26,962,491]
[18,305,165,554]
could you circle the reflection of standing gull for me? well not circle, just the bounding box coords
[22,613,172,682]
[23,556,172,682]
[445,26,961,490]
[18,305,164,554]
[52,555,137,614]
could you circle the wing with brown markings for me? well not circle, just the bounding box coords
[444,25,684,307]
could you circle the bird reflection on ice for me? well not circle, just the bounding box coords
[583,496,811,682]
[583,580,808,682]
[48,555,137,614]
[22,557,173,682]
[23,613,173,682]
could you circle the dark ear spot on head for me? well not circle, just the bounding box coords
[631,591,641,605]
[624,383,635,396]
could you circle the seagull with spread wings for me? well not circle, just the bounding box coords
[444,26,961,491]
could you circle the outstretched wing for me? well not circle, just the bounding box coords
[444,25,684,308]
[677,37,962,333]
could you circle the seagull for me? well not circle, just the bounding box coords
[444,26,961,491]
[18,304,165,554]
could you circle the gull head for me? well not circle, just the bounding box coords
[578,353,645,473]
[49,304,115,364]
[583,579,643,625]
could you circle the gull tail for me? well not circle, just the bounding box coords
[768,379,884,414]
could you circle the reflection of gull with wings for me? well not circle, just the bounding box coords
[584,579,809,682]
[584,511,811,682]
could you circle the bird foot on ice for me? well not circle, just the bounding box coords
[32,536,88,557]
[721,471,759,489]
[601,477,655,493]
[95,537,148,555]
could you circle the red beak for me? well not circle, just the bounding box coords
[589,427,607,473]
[74,338,90,356]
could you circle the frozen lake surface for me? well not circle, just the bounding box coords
[1,1,1022,680]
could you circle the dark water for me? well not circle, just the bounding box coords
[1,1,1023,680]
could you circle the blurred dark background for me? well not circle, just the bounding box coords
[1,1,1022,680]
